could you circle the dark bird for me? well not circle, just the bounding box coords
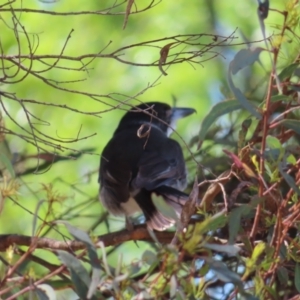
[99,102,195,231]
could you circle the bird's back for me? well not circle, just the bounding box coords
[99,125,187,216]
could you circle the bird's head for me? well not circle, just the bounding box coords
[117,102,195,136]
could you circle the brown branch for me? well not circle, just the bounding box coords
[0,225,174,252]
[0,0,160,17]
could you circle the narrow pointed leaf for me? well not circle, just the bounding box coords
[278,63,299,80]
[228,72,261,119]
[198,100,242,142]
[280,119,300,135]
[279,163,300,195]
[57,251,91,299]
[60,222,103,299]
[230,48,263,75]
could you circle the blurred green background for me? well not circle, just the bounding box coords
[0,0,290,267]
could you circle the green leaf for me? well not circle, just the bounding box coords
[266,135,282,150]
[183,212,227,253]
[198,100,242,142]
[270,95,290,102]
[230,48,263,75]
[238,119,252,151]
[228,71,261,119]
[60,222,103,299]
[228,206,248,244]
[291,85,300,91]
[142,250,157,265]
[252,242,266,261]
[196,211,227,234]
[262,286,278,299]
[228,197,263,244]
[295,263,300,293]
[88,268,104,300]
[286,154,296,165]
[57,251,91,299]
[279,163,300,195]
[205,258,242,287]
[227,49,262,119]
[265,135,284,163]
[62,222,93,245]
[278,63,299,80]
[276,266,289,286]
[279,119,300,135]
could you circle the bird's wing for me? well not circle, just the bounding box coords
[132,138,186,191]
[99,141,134,215]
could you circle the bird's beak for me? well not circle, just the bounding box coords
[171,107,196,121]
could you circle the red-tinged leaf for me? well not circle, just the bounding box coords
[159,43,175,76]
[223,149,243,168]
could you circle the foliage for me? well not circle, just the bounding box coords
[0,0,300,299]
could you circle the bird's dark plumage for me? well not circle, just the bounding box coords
[99,102,195,230]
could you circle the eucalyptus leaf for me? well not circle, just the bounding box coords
[57,251,92,299]
[278,63,299,80]
[230,48,263,75]
[279,163,300,195]
[205,258,242,287]
[58,221,103,299]
[228,71,261,119]
[198,100,242,142]
[279,119,300,135]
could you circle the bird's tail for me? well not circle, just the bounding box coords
[135,186,189,231]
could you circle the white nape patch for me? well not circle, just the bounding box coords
[120,196,142,216]
[133,119,177,137]
[167,119,177,137]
